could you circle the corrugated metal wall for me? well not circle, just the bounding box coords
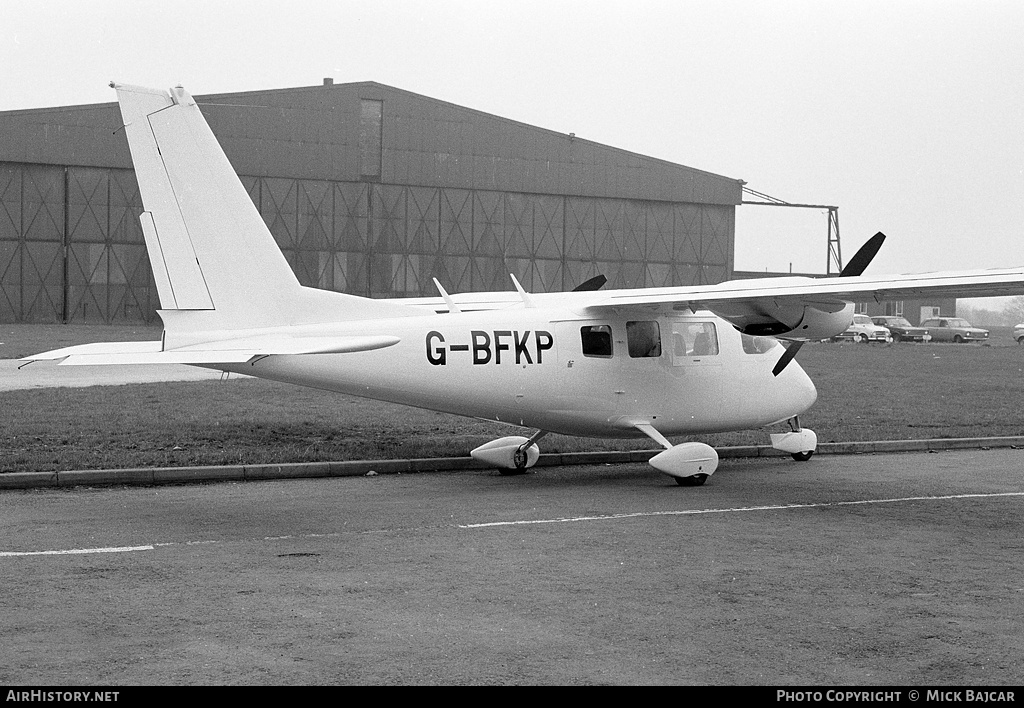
[0,163,158,323]
[250,177,733,297]
[0,82,739,324]
[0,161,732,323]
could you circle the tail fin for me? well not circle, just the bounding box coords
[112,83,411,332]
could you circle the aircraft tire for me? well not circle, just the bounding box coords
[791,451,814,461]
[674,473,708,487]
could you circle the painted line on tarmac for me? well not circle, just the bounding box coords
[6,492,1023,556]
[0,545,155,557]
[0,531,421,559]
[0,534,378,558]
[457,491,1024,528]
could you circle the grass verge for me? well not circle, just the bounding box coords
[2,328,1023,473]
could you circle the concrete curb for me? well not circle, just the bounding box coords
[2,436,1023,490]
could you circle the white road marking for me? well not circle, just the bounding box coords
[3,492,1022,556]
[0,545,154,557]
[456,492,1024,528]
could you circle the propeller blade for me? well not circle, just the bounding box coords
[772,340,805,377]
[840,232,886,277]
[572,274,607,292]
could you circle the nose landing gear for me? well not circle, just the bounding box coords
[770,416,817,461]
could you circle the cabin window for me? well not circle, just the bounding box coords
[626,321,662,358]
[741,333,778,355]
[580,325,613,357]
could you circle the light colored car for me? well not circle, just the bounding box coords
[919,317,989,343]
[1014,324,1024,344]
[835,314,891,343]
[870,316,932,343]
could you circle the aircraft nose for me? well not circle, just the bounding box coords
[788,360,818,412]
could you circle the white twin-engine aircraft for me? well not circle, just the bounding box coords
[23,84,1024,485]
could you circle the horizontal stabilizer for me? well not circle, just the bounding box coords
[59,351,259,366]
[23,341,164,361]
[22,335,400,367]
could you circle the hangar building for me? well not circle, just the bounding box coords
[0,79,744,324]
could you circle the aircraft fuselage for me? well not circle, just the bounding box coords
[214,308,817,439]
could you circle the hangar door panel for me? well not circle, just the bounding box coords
[21,165,64,322]
[0,164,21,322]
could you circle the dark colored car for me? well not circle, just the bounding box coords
[870,316,932,343]
[919,317,989,343]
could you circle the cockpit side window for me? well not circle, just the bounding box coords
[671,321,720,356]
[581,325,613,357]
[690,323,719,355]
[668,321,722,366]
[741,333,779,355]
[626,320,662,358]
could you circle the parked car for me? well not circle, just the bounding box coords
[870,316,932,343]
[919,317,989,343]
[834,314,891,343]
[1014,324,1024,344]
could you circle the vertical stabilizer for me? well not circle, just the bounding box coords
[111,83,413,332]
[113,83,301,324]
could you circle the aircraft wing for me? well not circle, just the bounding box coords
[376,262,1024,340]
[22,335,401,366]
[574,266,1024,341]
[583,267,1024,312]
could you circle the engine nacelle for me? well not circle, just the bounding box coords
[711,301,854,341]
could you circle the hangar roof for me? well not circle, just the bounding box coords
[0,81,742,205]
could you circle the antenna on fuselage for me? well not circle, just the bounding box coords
[432,278,462,314]
[509,274,536,308]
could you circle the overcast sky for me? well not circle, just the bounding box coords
[3,0,1022,303]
